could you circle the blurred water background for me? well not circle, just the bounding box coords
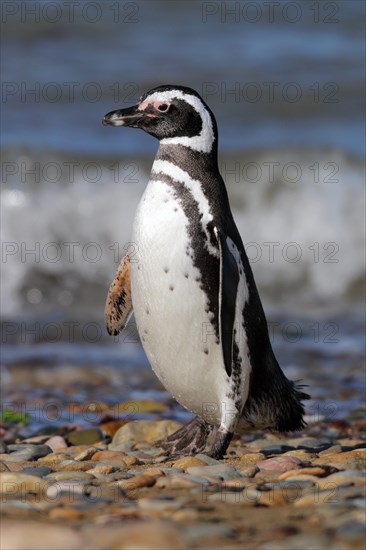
[1,0,365,427]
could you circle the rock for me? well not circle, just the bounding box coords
[5,444,52,462]
[20,466,53,478]
[138,497,184,514]
[58,460,97,472]
[101,521,187,549]
[0,520,84,550]
[194,454,222,465]
[261,444,295,455]
[173,457,206,470]
[91,450,128,468]
[279,467,326,480]
[110,420,182,447]
[186,464,240,480]
[45,436,68,452]
[0,472,48,495]
[118,474,156,490]
[317,470,366,489]
[65,428,103,446]
[46,481,88,499]
[318,444,342,455]
[86,465,117,475]
[48,507,84,520]
[256,456,301,473]
[237,465,259,478]
[74,448,98,461]
[144,468,165,477]
[313,449,366,467]
[0,462,10,472]
[238,453,265,465]
[45,471,95,481]
[155,475,199,489]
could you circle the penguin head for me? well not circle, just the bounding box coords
[103,85,218,153]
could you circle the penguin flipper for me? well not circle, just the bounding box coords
[105,253,133,336]
[214,228,240,377]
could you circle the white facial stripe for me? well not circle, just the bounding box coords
[152,159,219,257]
[142,90,215,153]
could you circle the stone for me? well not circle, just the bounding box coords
[256,456,301,473]
[173,457,206,470]
[138,497,184,513]
[155,475,199,489]
[74,448,98,461]
[45,471,95,481]
[144,468,165,477]
[45,436,68,452]
[0,520,84,550]
[261,444,295,455]
[238,453,265,465]
[0,472,48,495]
[110,420,182,447]
[65,428,103,446]
[313,449,366,467]
[118,474,156,491]
[20,466,53,478]
[5,445,52,462]
[317,470,366,489]
[279,467,326,480]
[48,507,84,520]
[186,464,240,480]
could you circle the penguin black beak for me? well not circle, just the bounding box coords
[102,105,147,128]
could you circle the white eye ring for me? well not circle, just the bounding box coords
[157,103,169,112]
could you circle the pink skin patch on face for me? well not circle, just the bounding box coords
[138,99,170,116]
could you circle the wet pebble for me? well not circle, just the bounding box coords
[256,456,301,473]
[110,420,182,447]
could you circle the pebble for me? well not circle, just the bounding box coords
[65,428,103,446]
[239,452,265,465]
[5,444,52,462]
[110,420,182,447]
[0,472,48,494]
[45,471,95,481]
[45,436,68,452]
[261,444,295,455]
[155,475,199,489]
[20,466,53,478]
[173,456,206,470]
[118,474,156,490]
[48,507,84,520]
[186,464,241,480]
[256,456,301,473]
[279,467,326,480]
[74,448,98,461]
[138,497,184,513]
[317,470,366,489]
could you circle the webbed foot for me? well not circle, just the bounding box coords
[160,416,212,455]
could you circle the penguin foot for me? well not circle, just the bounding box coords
[207,427,233,459]
[160,416,212,455]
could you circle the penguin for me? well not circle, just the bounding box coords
[103,85,309,459]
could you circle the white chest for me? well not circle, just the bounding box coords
[130,177,228,421]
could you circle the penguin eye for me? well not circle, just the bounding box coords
[157,103,169,112]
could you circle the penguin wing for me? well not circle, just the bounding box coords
[214,227,240,377]
[105,253,133,336]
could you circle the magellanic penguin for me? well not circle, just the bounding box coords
[103,85,309,459]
